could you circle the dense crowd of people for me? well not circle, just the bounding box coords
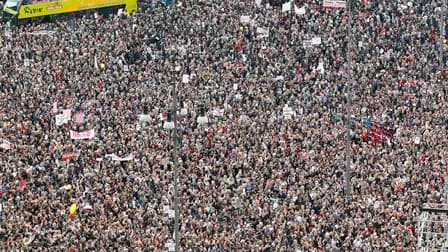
[0,0,448,250]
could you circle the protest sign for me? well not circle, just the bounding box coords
[256,27,269,38]
[105,153,134,161]
[165,243,175,252]
[0,139,11,150]
[303,39,313,48]
[163,205,175,218]
[212,108,224,117]
[70,130,95,140]
[316,62,325,74]
[323,0,346,8]
[311,37,322,45]
[283,104,295,119]
[182,74,190,83]
[240,15,250,24]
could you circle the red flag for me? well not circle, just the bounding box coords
[362,127,368,142]
[61,153,76,161]
[17,177,28,192]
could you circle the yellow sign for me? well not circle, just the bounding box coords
[18,0,137,19]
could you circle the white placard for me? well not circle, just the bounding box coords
[256,27,269,38]
[316,62,325,74]
[311,37,322,45]
[182,74,190,83]
[283,105,295,119]
[167,209,175,218]
[414,136,421,145]
[212,108,224,117]
[240,15,250,24]
[165,243,175,252]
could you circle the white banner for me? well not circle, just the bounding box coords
[323,0,346,8]
[70,130,95,140]
[105,154,134,161]
[138,114,151,122]
[303,40,313,48]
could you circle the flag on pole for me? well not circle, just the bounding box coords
[294,5,306,15]
[69,203,78,218]
[94,55,98,69]
[282,1,291,12]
